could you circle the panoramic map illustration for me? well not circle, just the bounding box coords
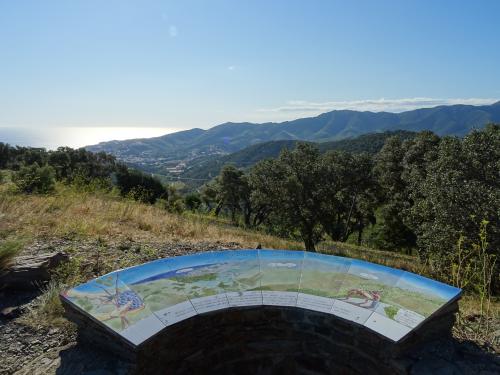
[62,250,461,345]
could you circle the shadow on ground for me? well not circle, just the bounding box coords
[50,336,500,375]
[55,343,132,375]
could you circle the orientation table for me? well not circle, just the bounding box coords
[61,249,461,347]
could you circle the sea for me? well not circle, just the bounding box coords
[0,126,179,150]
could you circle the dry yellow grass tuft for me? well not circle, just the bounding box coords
[0,183,300,250]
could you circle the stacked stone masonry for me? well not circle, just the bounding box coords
[63,300,459,374]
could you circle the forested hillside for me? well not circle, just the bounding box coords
[181,130,417,183]
[85,102,500,178]
[0,144,172,205]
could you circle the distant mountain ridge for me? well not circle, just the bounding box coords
[85,102,500,177]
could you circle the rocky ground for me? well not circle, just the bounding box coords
[0,239,499,374]
[0,320,76,375]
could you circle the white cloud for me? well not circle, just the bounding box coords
[257,97,498,119]
[359,273,379,280]
[169,25,178,37]
[267,262,297,268]
[227,66,235,71]
[176,268,193,274]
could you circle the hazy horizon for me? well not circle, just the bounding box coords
[0,126,178,150]
[2,98,499,149]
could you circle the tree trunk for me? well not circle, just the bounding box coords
[253,207,269,227]
[303,231,316,252]
[243,205,251,227]
[357,221,363,246]
[343,194,357,242]
[214,201,223,217]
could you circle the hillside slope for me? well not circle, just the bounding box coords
[181,130,417,183]
[88,102,500,153]
[86,102,500,175]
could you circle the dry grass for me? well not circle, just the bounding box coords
[454,295,500,350]
[0,182,423,267]
[0,183,299,249]
[0,181,491,284]
[0,239,23,271]
[21,280,67,327]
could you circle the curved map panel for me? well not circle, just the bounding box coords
[61,250,461,346]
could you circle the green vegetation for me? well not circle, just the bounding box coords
[184,192,202,211]
[22,280,67,327]
[115,165,168,204]
[2,125,498,295]
[318,130,417,154]
[451,221,497,336]
[181,131,416,186]
[12,163,56,194]
[171,273,218,283]
[384,305,399,320]
[0,142,170,206]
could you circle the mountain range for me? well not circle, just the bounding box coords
[86,102,500,182]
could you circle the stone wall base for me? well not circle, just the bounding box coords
[62,301,458,374]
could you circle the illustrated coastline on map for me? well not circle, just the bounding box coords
[61,249,461,346]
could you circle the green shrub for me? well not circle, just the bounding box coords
[384,305,399,320]
[71,173,113,193]
[184,193,202,211]
[12,163,56,194]
[52,255,86,286]
[127,186,156,203]
[450,220,497,306]
[115,166,167,204]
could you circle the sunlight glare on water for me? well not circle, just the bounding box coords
[0,127,179,150]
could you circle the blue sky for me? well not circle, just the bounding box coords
[396,272,461,300]
[118,250,260,284]
[348,259,404,286]
[304,252,351,271]
[1,0,499,131]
